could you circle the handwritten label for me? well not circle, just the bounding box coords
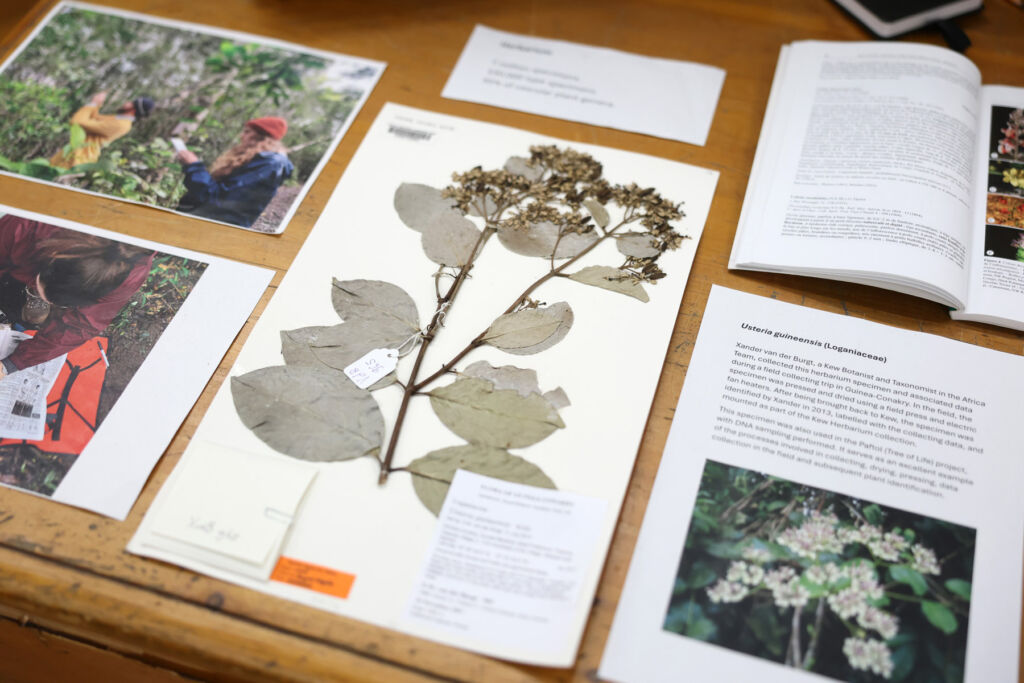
[271,556,356,599]
[344,347,398,388]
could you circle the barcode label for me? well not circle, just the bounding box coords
[11,400,34,417]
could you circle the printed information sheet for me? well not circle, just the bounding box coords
[401,471,606,663]
[443,25,724,145]
[601,286,1023,683]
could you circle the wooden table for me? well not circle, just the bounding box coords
[0,0,1021,680]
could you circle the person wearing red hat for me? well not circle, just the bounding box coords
[174,116,293,228]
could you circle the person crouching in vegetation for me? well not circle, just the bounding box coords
[49,91,155,169]
[174,117,293,228]
[0,215,153,378]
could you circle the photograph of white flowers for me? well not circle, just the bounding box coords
[664,460,974,682]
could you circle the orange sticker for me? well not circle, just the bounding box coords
[270,557,355,599]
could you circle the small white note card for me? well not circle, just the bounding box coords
[401,470,607,662]
[443,25,725,146]
[144,442,317,580]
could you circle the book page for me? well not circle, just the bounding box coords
[731,42,982,307]
[602,287,1021,681]
[954,86,1024,329]
[600,287,1022,683]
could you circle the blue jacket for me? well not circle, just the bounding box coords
[178,151,294,228]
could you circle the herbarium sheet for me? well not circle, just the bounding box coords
[130,104,719,664]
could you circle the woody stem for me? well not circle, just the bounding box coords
[410,217,632,393]
[378,226,495,485]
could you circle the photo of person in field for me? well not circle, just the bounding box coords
[0,213,207,496]
[0,3,380,233]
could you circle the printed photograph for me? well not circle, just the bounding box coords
[983,223,1024,262]
[0,212,207,496]
[987,160,1024,198]
[986,194,1024,229]
[663,460,975,682]
[990,106,1023,163]
[0,3,380,233]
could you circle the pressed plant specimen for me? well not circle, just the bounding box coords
[231,145,688,514]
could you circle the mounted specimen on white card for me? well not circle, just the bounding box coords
[231,144,689,515]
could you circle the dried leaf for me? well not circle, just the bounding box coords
[482,302,573,355]
[543,387,571,410]
[583,199,610,229]
[504,156,544,182]
[312,324,411,389]
[331,279,420,340]
[429,377,564,448]
[568,266,649,302]
[393,183,460,232]
[462,360,540,397]
[616,232,660,258]
[408,445,556,516]
[496,221,598,259]
[281,325,334,367]
[421,211,482,266]
[231,365,384,461]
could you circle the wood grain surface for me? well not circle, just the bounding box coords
[0,0,1021,680]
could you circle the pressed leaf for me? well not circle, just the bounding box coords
[921,601,958,635]
[281,325,334,367]
[889,565,928,597]
[482,302,573,355]
[504,155,544,181]
[944,578,971,601]
[568,265,649,302]
[407,444,556,516]
[616,232,660,258]
[462,360,540,397]
[583,199,609,228]
[542,387,571,409]
[421,211,482,266]
[284,323,408,390]
[496,221,598,259]
[429,377,564,448]
[231,365,384,461]
[393,182,459,232]
[331,279,420,340]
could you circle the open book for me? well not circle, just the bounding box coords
[729,41,1024,331]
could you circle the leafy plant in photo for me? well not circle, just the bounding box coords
[666,462,974,683]
[231,145,687,514]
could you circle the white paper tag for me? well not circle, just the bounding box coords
[401,471,607,662]
[344,348,398,388]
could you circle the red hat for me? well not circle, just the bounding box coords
[246,116,287,140]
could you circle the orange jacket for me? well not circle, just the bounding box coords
[48,106,132,169]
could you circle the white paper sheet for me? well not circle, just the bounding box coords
[400,471,606,663]
[0,352,65,440]
[0,205,272,519]
[443,25,724,146]
[600,286,1023,683]
[130,103,719,665]
[140,441,317,580]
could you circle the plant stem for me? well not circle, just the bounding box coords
[804,598,825,671]
[788,606,803,668]
[377,226,495,485]
[411,217,634,393]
